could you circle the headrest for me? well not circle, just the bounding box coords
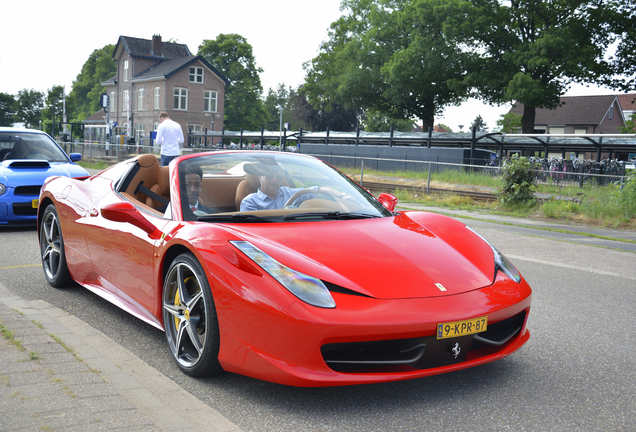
[243,162,280,177]
[137,154,159,168]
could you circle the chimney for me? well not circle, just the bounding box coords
[151,34,162,56]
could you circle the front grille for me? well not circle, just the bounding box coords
[12,203,37,216]
[321,311,527,373]
[14,185,41,196]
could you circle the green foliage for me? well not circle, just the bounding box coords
[449,0,627,132]
[362,109,414,132]
[198,34,266,130]
[619,173,636,220]
[303,0,471,130]
[67,44,116,122]
[0,92,16,126]
[621,113,636,133]
[15,89,44,129]
[41,85,65,135]
[499,156,536,205]
[496,112,522,133]
[471,115,487,132]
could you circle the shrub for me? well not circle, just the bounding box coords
[499,156,536,205]
[619,173,636,220]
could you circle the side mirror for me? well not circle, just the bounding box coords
[377,193,398,212]
[101,201,161,239]
[69,153,82,162]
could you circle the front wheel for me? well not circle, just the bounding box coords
[39,204,72,288]
[162,253,221,377]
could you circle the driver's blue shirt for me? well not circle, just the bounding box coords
[240,186,303,211]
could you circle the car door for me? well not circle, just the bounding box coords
[82,165,170,326]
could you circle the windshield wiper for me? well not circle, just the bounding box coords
[197,214,279,223]
[283,211,381,221]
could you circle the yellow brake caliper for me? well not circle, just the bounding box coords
[174,276,194,329]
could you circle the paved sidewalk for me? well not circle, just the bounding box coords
[0,283,241,432]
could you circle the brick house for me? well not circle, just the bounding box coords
[102,35,227,146]
[509,95,626,134]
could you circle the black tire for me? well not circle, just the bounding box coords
[39,204,72,288]
[162,252,222,377]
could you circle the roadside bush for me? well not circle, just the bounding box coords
[499,156,536,206]
[619,173,636,219]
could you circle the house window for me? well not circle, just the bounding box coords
[188,124,202,146]
[189,67,204,83]
[123,60,129,82]
[608,105,614,120]
[135,123,145,145]
[154,87,160,110]
[109,91,115,112]
[549,127,564,135]
[137,88,144,111]
[204,91,217,113]
[122,90,129,115]
[173,88,188,110]
[574,128,587,135]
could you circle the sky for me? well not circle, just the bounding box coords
[0,0,620,131]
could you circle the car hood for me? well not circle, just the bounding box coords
[223,211,496,299]
[0,160,89,187]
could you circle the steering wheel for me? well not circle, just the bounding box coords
[283,187,345,209]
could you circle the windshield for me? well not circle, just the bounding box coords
[0,132,69,162]
[177,152,392,222]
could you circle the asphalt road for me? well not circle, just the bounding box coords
[1,219,634,432]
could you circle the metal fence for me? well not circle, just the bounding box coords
[65,140,629,190]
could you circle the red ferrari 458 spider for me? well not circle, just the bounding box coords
[38,151,531,386]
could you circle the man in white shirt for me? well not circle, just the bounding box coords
[155,112,184,166]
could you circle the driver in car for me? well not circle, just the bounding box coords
[240,163,306,211]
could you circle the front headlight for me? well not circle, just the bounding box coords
[0,183,6,195]
[231,240,336,308]
[466,226,521,283]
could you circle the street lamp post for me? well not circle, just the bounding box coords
[277,104,283,149]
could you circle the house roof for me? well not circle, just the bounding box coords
[510,95,620,125]
[618,93,636,112]
[114,36,191,59]
[132,55,229,85]
[84,111,107,124]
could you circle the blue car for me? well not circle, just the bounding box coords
[0,128,89,225]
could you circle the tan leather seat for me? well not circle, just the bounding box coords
[124,155,169,210]
[234,174,259,210]
[145,166,170,210]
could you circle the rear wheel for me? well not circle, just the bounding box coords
[39,204,71,288]
[162,253,221,377]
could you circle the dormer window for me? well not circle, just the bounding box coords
[123,60,129,82]
[608,105,614,120]
[189,67,203,83]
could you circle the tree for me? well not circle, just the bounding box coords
[263,84,290,130]
[15,89,44,129]
[0,93,16,126]
[42,86,65,135]
[471,115,487,132]
[450,0,631,132]
[622,113,636,133]
[198,34,266,130]
[361,109,414,132]
[497,112,522,133]
[303,0,472,130]
[67,44,116,121]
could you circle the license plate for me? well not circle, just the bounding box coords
[31,199,39,209]
[437,316,487,340]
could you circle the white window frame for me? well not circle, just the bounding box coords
[188,123,202,146]
[153,87,160,110]
[549,127,565,134]
[109,91,115,112]
[123,90,129,115]
[189,67,204,84]
[204,90,217,113]
[137,88,144,112]
[123,59,129,82]
[135,123,145,140]
[173,87,188,111]
[574,128,587,135]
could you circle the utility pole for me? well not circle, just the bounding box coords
[277,104,283,149]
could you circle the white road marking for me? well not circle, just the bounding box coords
[507,254,636,282]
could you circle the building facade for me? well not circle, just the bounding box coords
[102,35,227,147]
